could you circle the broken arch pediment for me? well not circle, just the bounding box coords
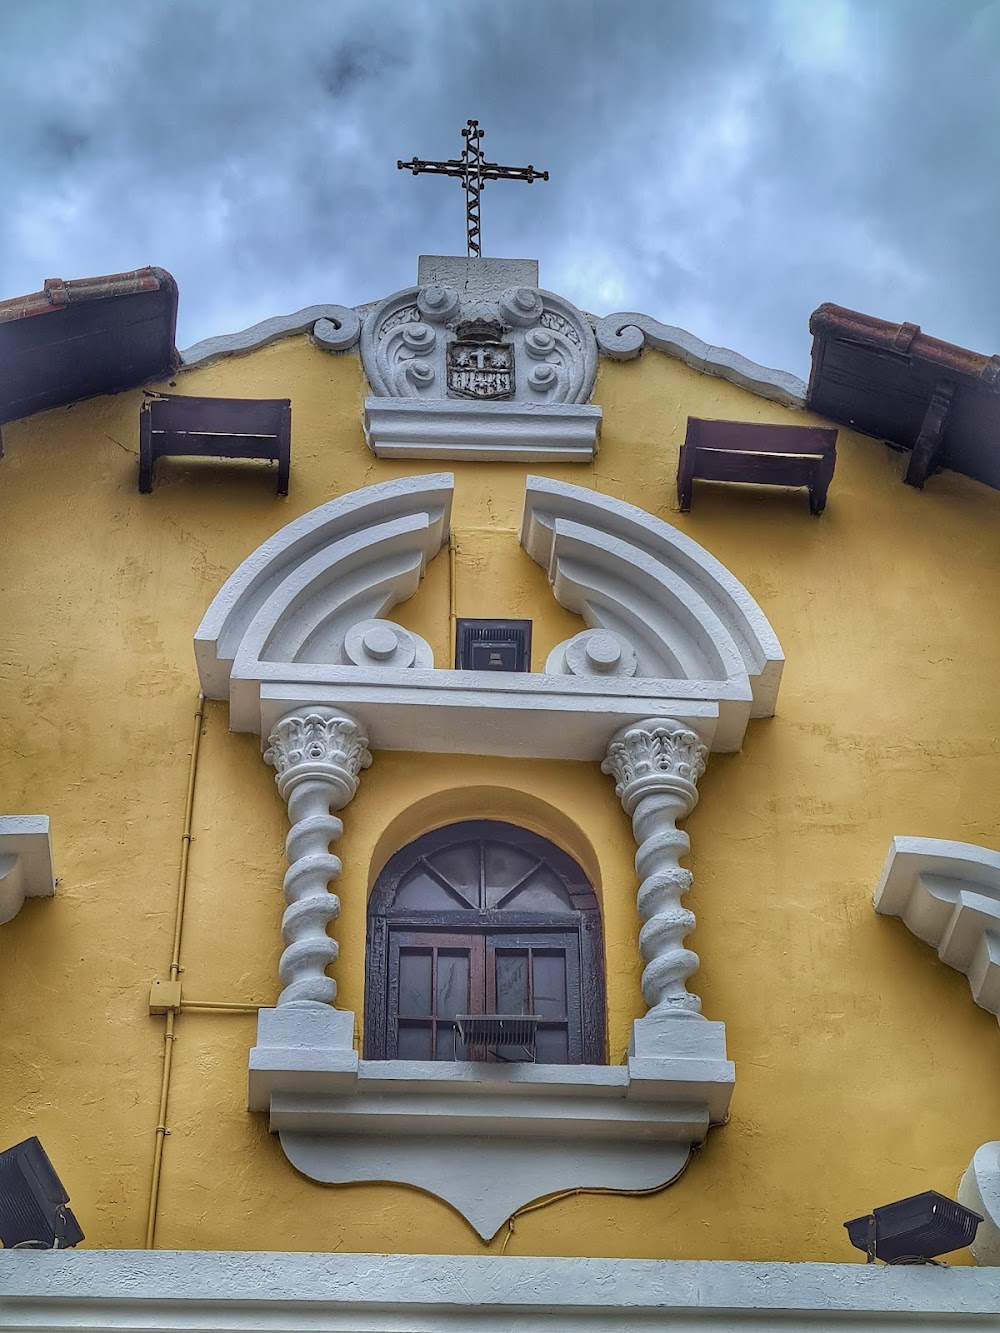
[195,473,783,754]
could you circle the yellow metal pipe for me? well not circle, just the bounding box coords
[144,693,205,1250]
[179,1000,261,1013]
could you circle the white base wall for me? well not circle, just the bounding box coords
[1,1251,998,1331]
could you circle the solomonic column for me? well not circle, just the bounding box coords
[602,718,707,1019]
[263,708,372,1008]
[602,718,733,1114]
[249,707,371,1109]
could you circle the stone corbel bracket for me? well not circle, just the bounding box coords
[0,816,55,924]
[874,836,1000,1020]
[360,276,601,462]
[875,837,1000,1266]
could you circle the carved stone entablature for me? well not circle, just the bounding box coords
[359,257,601,462]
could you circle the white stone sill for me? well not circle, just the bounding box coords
[2,1251,997,1332]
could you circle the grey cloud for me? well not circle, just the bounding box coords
[0,0,996,377]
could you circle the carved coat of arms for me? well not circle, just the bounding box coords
[446,319,514,400]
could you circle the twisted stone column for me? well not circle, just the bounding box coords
[263,708,371,1007]
[602,718,707,1020]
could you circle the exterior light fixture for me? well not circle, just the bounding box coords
[0,1137,84,1249]
[455,619,532,673]
[845,1190,982,1264]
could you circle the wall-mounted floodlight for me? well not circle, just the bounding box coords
[0,1137,84,1248]
[845,1190,982,1264]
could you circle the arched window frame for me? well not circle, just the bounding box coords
[365,819,606,1065]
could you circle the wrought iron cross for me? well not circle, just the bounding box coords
[398,119,549,258]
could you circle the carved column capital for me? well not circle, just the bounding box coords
[264,708,372,810]
[601,717,707,817]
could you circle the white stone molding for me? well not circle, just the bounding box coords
[360,259,601,462]
[363,398,601,462]
[603,719,707,1021]
[960,1142,1000,1265]
[4,1250,998,1332]
[0,816,55,925]
[180,303,361,368]
[262,709,371,1007]
[194,472,453,702]
[874,836,1000,1021]
[594,311,807,408]
[877,840,1000,1267]
[198,474,782,755]
[521,474,784,732]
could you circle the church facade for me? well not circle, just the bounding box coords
[1,249,1000,1326]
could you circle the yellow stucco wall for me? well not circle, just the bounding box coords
[2,327,1000,1263]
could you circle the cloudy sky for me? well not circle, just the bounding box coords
[1,0,997,377]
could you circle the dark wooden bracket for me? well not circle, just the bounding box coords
[678,418,838,515]
[139,392,291,495]
[904,378,956,489]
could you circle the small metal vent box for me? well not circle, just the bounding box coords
[455,619,532,672]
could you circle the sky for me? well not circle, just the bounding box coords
[1,0,998,378]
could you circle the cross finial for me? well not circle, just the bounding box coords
[398,119,549,258]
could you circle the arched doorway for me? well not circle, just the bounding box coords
[365,819,605,1064]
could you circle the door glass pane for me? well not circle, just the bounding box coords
[426,843,480,906]
[535,1027,569,1063]
[436,1023,458,1061]
[398,949,432,1015]
[496,950,530,1014]
[532,950,568,1018]
[502,865,572,911]
[397,1022,433,1059]
[436,950,470,1018]
[395,866,462,910]
[483,842,538,906]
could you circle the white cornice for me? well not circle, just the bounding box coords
[594,311,808,407]
[873,836,1000,1021]
[176,298,804,410]
[1,1251,997,1330]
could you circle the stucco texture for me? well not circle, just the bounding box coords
[1,330,999,1262]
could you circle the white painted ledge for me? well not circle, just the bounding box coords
[248,1005,733,1239]
[364,397,601,462]
[873,836,1000,1022]
[0,816,54,924]
[180,303,361,368]
[2,1251,998,1330]
[960,1142,1000,1265]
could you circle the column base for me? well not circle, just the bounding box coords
[627,1015,734,1124]
[248,1005,358,1113]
